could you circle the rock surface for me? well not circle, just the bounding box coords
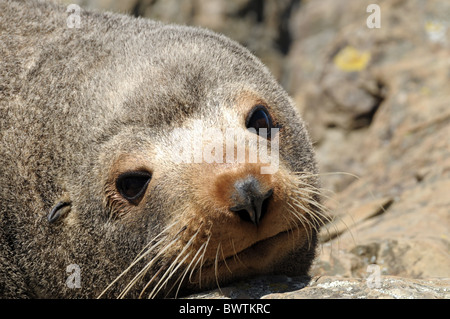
[188,275,449,299]
[67,0,450,298]
[291,0,450,294]
[263,276,450,299]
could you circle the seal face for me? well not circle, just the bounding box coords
[0,1,322,298]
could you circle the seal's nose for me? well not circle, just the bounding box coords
[229,176,273,226]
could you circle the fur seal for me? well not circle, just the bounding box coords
[0,0,322,298]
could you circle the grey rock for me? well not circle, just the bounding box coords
[262,276,450,299]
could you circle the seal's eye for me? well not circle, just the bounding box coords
[246,105,274,138]
[116,171,152,204]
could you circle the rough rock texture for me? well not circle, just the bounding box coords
[189,275,449,299]
[64,0,449,298]
[263,276,450,299]
[297,0,450,290]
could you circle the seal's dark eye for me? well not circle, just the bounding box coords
[116,171,152,204]
[246,105,274,138]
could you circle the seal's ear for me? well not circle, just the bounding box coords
[48,201,71,224]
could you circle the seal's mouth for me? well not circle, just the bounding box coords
[188,225,305,289]
[229,227,299,261]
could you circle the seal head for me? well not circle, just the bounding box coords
[0,1,321,298]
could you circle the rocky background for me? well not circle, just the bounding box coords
[65,0,450,298]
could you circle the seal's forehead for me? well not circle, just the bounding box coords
[108,25,289,132]
[136,25,270,84]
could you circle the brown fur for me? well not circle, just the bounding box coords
[0,0,321,298]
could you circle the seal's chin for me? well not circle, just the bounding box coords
[186,226,307,292]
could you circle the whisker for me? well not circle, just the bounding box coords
[132,221,180,264]
[286,202,313,250]
[220,242,232,274]
[290,176,341,235]
[290,191,331,219]
[97,221,180,299]
[290,198,328,230]
[230,238,246,269]
[290,198,339,248]
[121,232,182,299]
[292,187,356,246]
[291,171,370,272]
[138,266,164,298]
[195,232,212,290]
[291,178,325,196]
[157,251,193,298]
[293,170,361,180]
[146,226,201,298]
[142,251,192,299]
[292,170,360,204]
[173,241,207,298]
[122,223,189,298]
[281,214,297,252]
[214,243,222,294]
[188,241,208,284]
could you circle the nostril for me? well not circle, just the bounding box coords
[259,189,273,222]
[233,208,255,224]
[230,188,273,226]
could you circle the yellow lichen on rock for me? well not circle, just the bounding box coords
[425,20,445,33]
[333,46,371,72]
